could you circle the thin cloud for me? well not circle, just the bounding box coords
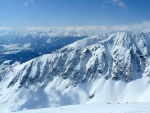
[23,0,34,7]
[0,27,13,30]
[102,0,126,9]
[112,0,126,8]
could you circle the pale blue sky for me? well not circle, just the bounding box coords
[0,0,150,28]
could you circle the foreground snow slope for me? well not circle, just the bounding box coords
[0,32,150,112]
[11,103,150,113]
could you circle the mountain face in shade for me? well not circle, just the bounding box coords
[0,32,150,112]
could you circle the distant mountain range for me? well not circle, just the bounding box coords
[0,29,88,64]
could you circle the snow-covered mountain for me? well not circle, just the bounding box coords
[1,31,150,112]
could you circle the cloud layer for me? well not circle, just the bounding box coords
[1,21,150,36]
[25,21,150,35]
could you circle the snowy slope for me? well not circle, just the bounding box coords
[8,103,150,113]
[0,32,150,112]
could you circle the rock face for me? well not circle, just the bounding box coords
[1,32,150,111]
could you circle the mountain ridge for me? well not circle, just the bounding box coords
[0,31,150,111]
